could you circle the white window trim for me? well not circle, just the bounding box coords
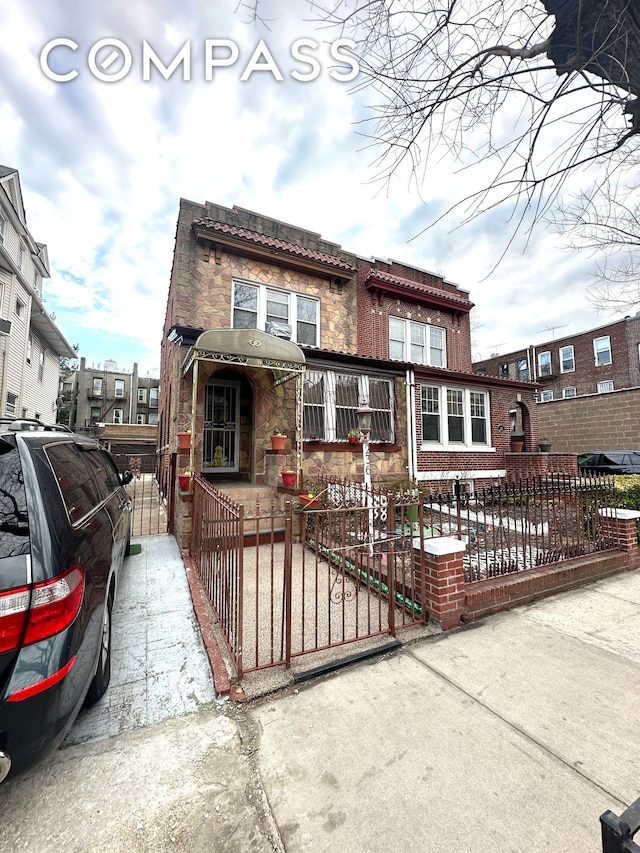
[540,390,554,402]
[562,387,577,398]
[0,213,6,245]
[137,387,147,403]
[420,384,493,451]
[593,336,612,366]
[389,316,446,367]
[597,380,614,393]
[114,380,125,398]
[149,387,159,408]
[113,408,124,424]
[231,279,319,347]
[538,351,552,377]
[559,345,575,373]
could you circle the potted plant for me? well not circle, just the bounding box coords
[271,430,286,451]
[299,492,320,510]
[347,428,361,444]
[538,438,552,452]
[177,429,191,451]
[510,432,524,452]
[178,469,192,491]
[281,469,297,488]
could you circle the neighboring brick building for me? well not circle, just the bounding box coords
[161,199,544,528]
[473,316,640,452]
[71,357,160,431]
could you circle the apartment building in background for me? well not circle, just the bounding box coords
[473,316,640,452]
[0,166,76,421]
[70,357,160,431]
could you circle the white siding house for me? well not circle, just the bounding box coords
[0,166,75,422]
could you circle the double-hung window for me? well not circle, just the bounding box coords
[137,386,146,403]
[113,408,123,424]
[389,317,446,367]
[420,385,490,448]
[232,280,319,346]
[516,358,528,381]
[593,336,612,366]
[115,380,125,398]
[538,351,552,377]
[149,387,159,408]
[0,213,6,245]
[303,369,394,442]
[559,345,574,373]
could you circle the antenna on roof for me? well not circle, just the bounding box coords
[536,324,568,340]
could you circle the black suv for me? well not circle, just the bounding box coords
[0,419,132,783]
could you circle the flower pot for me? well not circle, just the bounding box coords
[299,495,319,510]
[178,474,192,492]
[281,471,297,488]
[348,436,360,444]
[178,431,191,451]
[510,439,524,453]
[538,442,552,453]
[271,434,286,451]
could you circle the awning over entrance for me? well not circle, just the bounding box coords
[180,329,306,486]
[182,329,306,387]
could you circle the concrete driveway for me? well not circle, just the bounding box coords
[1,537,638,852]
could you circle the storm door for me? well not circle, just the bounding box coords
[203,380,240,473]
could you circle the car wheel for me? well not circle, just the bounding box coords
[85,593,112,706]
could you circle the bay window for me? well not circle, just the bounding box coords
[232,280,319,346]
[304,369,394,442]
[420,384,490,448]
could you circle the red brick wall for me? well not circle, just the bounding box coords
[356,258,472,372]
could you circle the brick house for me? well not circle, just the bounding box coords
[473,316,640,452]
[161,200,548,547]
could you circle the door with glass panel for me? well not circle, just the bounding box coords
[203,381,240,473]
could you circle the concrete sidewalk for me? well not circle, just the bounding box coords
[249,568,640,852]
[1,538,638,852]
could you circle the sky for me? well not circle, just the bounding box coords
[0,0,631,377]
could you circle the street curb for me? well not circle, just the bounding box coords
[183,556,232,697]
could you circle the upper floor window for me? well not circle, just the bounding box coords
[5,392,17,416]
[113,408,123,424]
[38,349,44,382]
[18,243,26,273]
[499,363,509,378]
[516,358,528,381]
[15,299,24,319]
[137,414,146,425]
[594,336,612,366]
[137,386,147,403]
[562,387,577,398]
[389,317,446,367]
[538,351,552,377]
[148,412,158,425]
[540,390,553,402]
[232,280,318,346]
[92,377,103,396]
[597,380,614,393]
[303,369,394,442]
[115,379,125,398]
[559,345,575,373]
[33,272,42,296]
[0,213,6,245]
[149,387,159,408]
[26,335,32,365]
[420,384,490,448]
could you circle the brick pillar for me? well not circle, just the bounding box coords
[413,536,467,630]
[598,508,640,566]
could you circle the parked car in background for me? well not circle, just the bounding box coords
[577,451,640,475]
[0,419,132,783]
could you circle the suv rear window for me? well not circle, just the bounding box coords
[46,443,103,524]
[0,440,30,557]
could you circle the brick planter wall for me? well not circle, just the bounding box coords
[414,509,640,629]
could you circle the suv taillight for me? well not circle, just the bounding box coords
[0,566,85,653]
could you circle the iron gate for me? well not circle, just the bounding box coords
[190,476,427,679]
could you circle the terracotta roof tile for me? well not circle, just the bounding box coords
[364,268,473,309]
[193,218,356,273]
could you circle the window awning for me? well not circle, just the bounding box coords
[181,329,306,386]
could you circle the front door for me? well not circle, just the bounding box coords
[203,380,240,473]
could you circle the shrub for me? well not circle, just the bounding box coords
[613,475,640,510]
